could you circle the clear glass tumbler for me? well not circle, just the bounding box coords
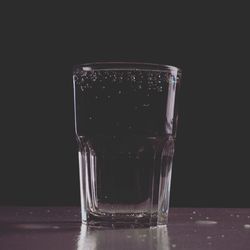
[73,62,182,227]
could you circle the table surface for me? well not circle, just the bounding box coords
[0,207,250,250]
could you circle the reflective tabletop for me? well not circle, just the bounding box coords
[0,207,250,249]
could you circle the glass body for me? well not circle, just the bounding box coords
[73,62,182,227]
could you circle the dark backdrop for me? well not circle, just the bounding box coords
[1,2,249,207]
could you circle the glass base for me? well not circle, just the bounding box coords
[82,212,168,228]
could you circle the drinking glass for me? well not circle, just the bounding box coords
[73,62,182,227]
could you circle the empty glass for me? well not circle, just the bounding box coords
[73,62,182,227]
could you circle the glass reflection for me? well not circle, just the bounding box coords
[77,225,170,250]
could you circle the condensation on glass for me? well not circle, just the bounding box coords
[73,62,182,227]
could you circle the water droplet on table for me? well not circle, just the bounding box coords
[195,220,218,225]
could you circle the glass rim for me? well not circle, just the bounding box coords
[73,62,182,75]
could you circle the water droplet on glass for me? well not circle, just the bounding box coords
[118,90,122,94]
[89,116,93,120]
[230,214,234,217]
[221,234,225,238]
[190,216,193,220]
[126,235,132,239]
[29,211,33,215]
[143,104,150,107]
[206,236,212,240]
[46,209,51,213]
[107,95,111,99]
[236,214,240,218]
[172,244,176,248]
[248,216,250,219]
[95,96,99,99]
[192,211,197,214]
[205,217,210,220]
[138,85,142,89]
[52,226,60,229]
[136,213,143,218]
[157,86,163,92]
[244,224,250,229]
[92,74,97,82]
[102,86,106,89]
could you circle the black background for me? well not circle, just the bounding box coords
[1,2,249,207]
